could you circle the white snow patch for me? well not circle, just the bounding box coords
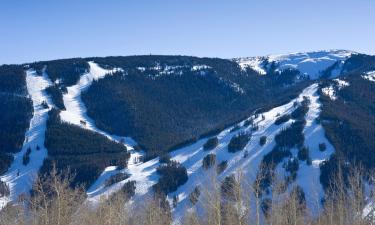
[362,71,375,82]
[334,78,349,88]
[321,79,350,100]
[137,64,212,79]
[321,85,336,100]
[0,69,54,208]
[191,65,211,71]
[234,57,267,75]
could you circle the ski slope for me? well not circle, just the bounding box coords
[294,84,334,212]
[60,61,136,147]
[0,69,53,208]
[60,62,135,144]
[171,83,334,219]
[85,83,335,221]
[59,62,143,199]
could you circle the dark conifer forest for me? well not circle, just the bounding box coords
[42,109,129,188]
[319,56,375,188]
[0,65,33,174]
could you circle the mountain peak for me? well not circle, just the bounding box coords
[234,49,356,79]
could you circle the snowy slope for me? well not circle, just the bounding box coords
[171,84,334,219]
[59,62,145,199]
[0,69,53,208]
[60,61,136,147]
[234,50,354,79]
[235,56,267,75]
[0,55,344,215]
[0,57,338,218]
[86,83,335,221]
[294,85,334,212]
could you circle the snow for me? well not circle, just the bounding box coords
[86,83,312,203]
[60,62,135,147]
[191,65,211,71]
[0,61,337,223]
[267,50,353,79]
[362,71,375,82]
[58,62,146,202]
[322,85,336,100]
[0,59,337,221]
[0,69,53,208]
[87,149,154,202]
[136,64,212,79]
[334,78,349,88]
[234,57,267,74]
[169,83,336,219]
[321,78,350,100]
[294,84,334,213]
[85,83,334,222]
[234,50,354,79]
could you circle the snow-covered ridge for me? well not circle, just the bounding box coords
[0,69,54,208]
[234,56,267,75]
[234,50,354,79]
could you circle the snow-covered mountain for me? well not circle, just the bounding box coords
[0,50,374,223]
[234,50,354,79]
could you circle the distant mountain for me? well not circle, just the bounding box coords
[234,49,354,79]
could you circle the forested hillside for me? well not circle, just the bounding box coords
[42,109,129,188]
[319,59,375,188]
[82,56,309,158]
[0,65,33,174]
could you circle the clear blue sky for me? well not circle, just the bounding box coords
[1,0,374,64]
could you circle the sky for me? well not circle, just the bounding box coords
[1,0,374,64]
